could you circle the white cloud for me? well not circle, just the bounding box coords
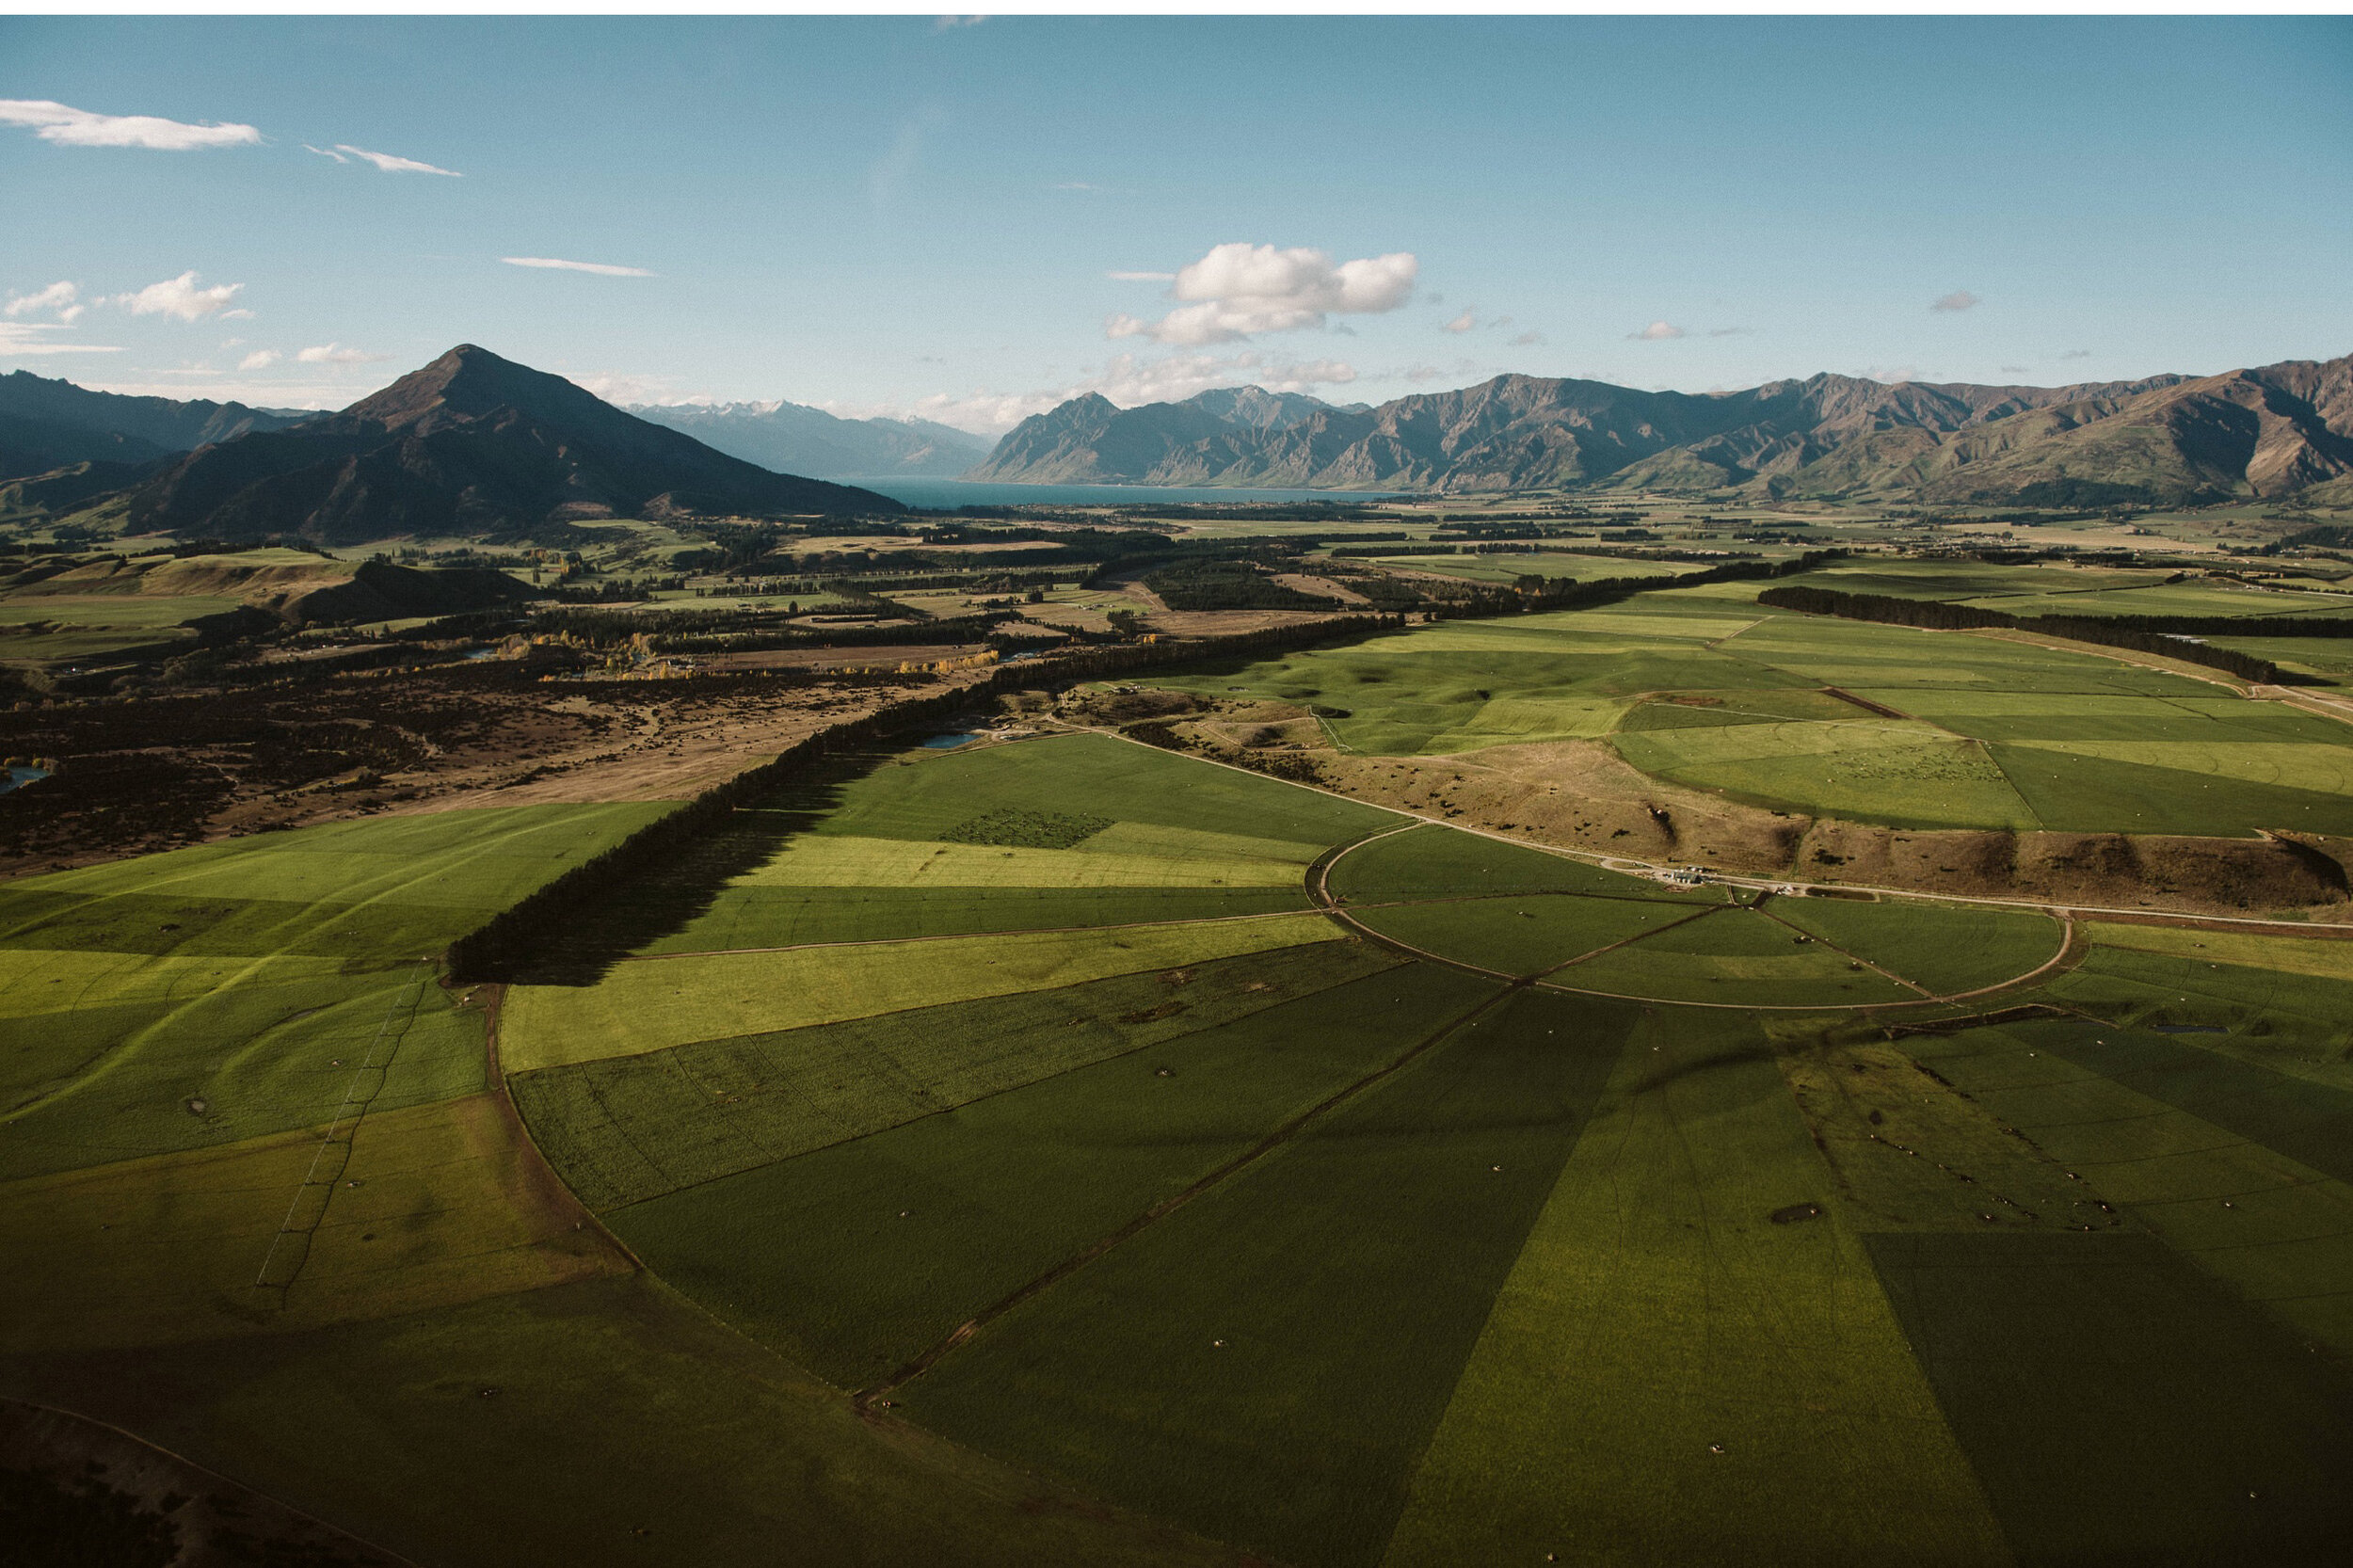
[296,343,388,364]
[1106,242,1418,345]
[335,143,461,177]
[239,349,281,370]
[1440,311,1476,334]
[501,256,656,278]
[1108,270,1176,282]
[1629,321,1686,341]
[1509,330,1545,347]
[113,271,244,322]
[1054,182,1101,193]
[0,98,259,151]
[0,322,123,356]
[4,281,83,324]
[2060,348,2092,360]
[304,144,349,163]
[1931,290,1981,312]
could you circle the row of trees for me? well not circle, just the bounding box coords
[445,611,1403,984]
[1755,584,2285,683]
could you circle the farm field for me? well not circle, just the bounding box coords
[1358,551,1706,586]
[1151,569,2353,838]
[12,637,2353,1565]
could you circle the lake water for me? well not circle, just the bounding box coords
[0,766,50,793]
[921,730,986,748]
[844,478,1396,510]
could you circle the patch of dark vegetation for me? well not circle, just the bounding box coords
[1143,557,1344,612]
[943,808,1115,850]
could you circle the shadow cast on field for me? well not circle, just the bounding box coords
[503,748,894,987]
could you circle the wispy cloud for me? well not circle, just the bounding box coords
[304,144,348,164]
[501,256,656,278]
[112,271,244,322]
[0,98,259,151]
[0,322,123,356]
[239,349,281,370]
[4,281,83,324]
[2059,348,2092,360]
[1706,326,1753,338]
[1508,330,1545,347]
[1054,182,1101,193]
[1629,320,1686,341]
[332,143,461,177]
[935,15,987,28]
[1440,310,1476,334]
[1998,364,2031,375]
[296,343,389,364]
[1106,242,1418,345]
[1930,290,1981,312]
[870,120,926,208]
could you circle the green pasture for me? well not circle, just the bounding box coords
[648,884,1314,952]
[906,987,1627,1568]
[0,591,243,628]
[609,962,1500,1388]
[0,1273,1239,1568]
[1553,904,1918,1006]
[513,939,1397,1211]
[1146,569,2353,837]
[15,682,2353,1564]
[1353,893,1705,978]
[1368,552,1703,586]
[806,733,1398,849]
[1385,1010,2010,1568]
[0,804,666,1181]
[1768,895,2064,996]
[500,914,1342,1071]
[1326,822,1711,903]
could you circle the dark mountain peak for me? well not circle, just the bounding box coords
[343,342,604,431]
[124,346,903,545]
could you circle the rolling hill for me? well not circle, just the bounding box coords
[119,344,904,545]
[969,353,2353,503]
[629,399,991,479]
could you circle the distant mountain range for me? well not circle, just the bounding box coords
[628,400,990,480]
[0,370,305,480]
[6,348,2347,539]
[969,354,2353,504]
[108,346,901,544]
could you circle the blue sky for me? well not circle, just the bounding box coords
[4,15,2348,430]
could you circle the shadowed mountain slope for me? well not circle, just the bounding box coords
[0,370,306,483]
[122,345,904,545]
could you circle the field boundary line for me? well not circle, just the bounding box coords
[609,904,1324,962]
[1753,901,1933,996]
[572,951,1414,1216]
[1529,901,1733,984]
[851,979,1518,1409]
[250,962,432,1298]
[479,984,650,1275]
